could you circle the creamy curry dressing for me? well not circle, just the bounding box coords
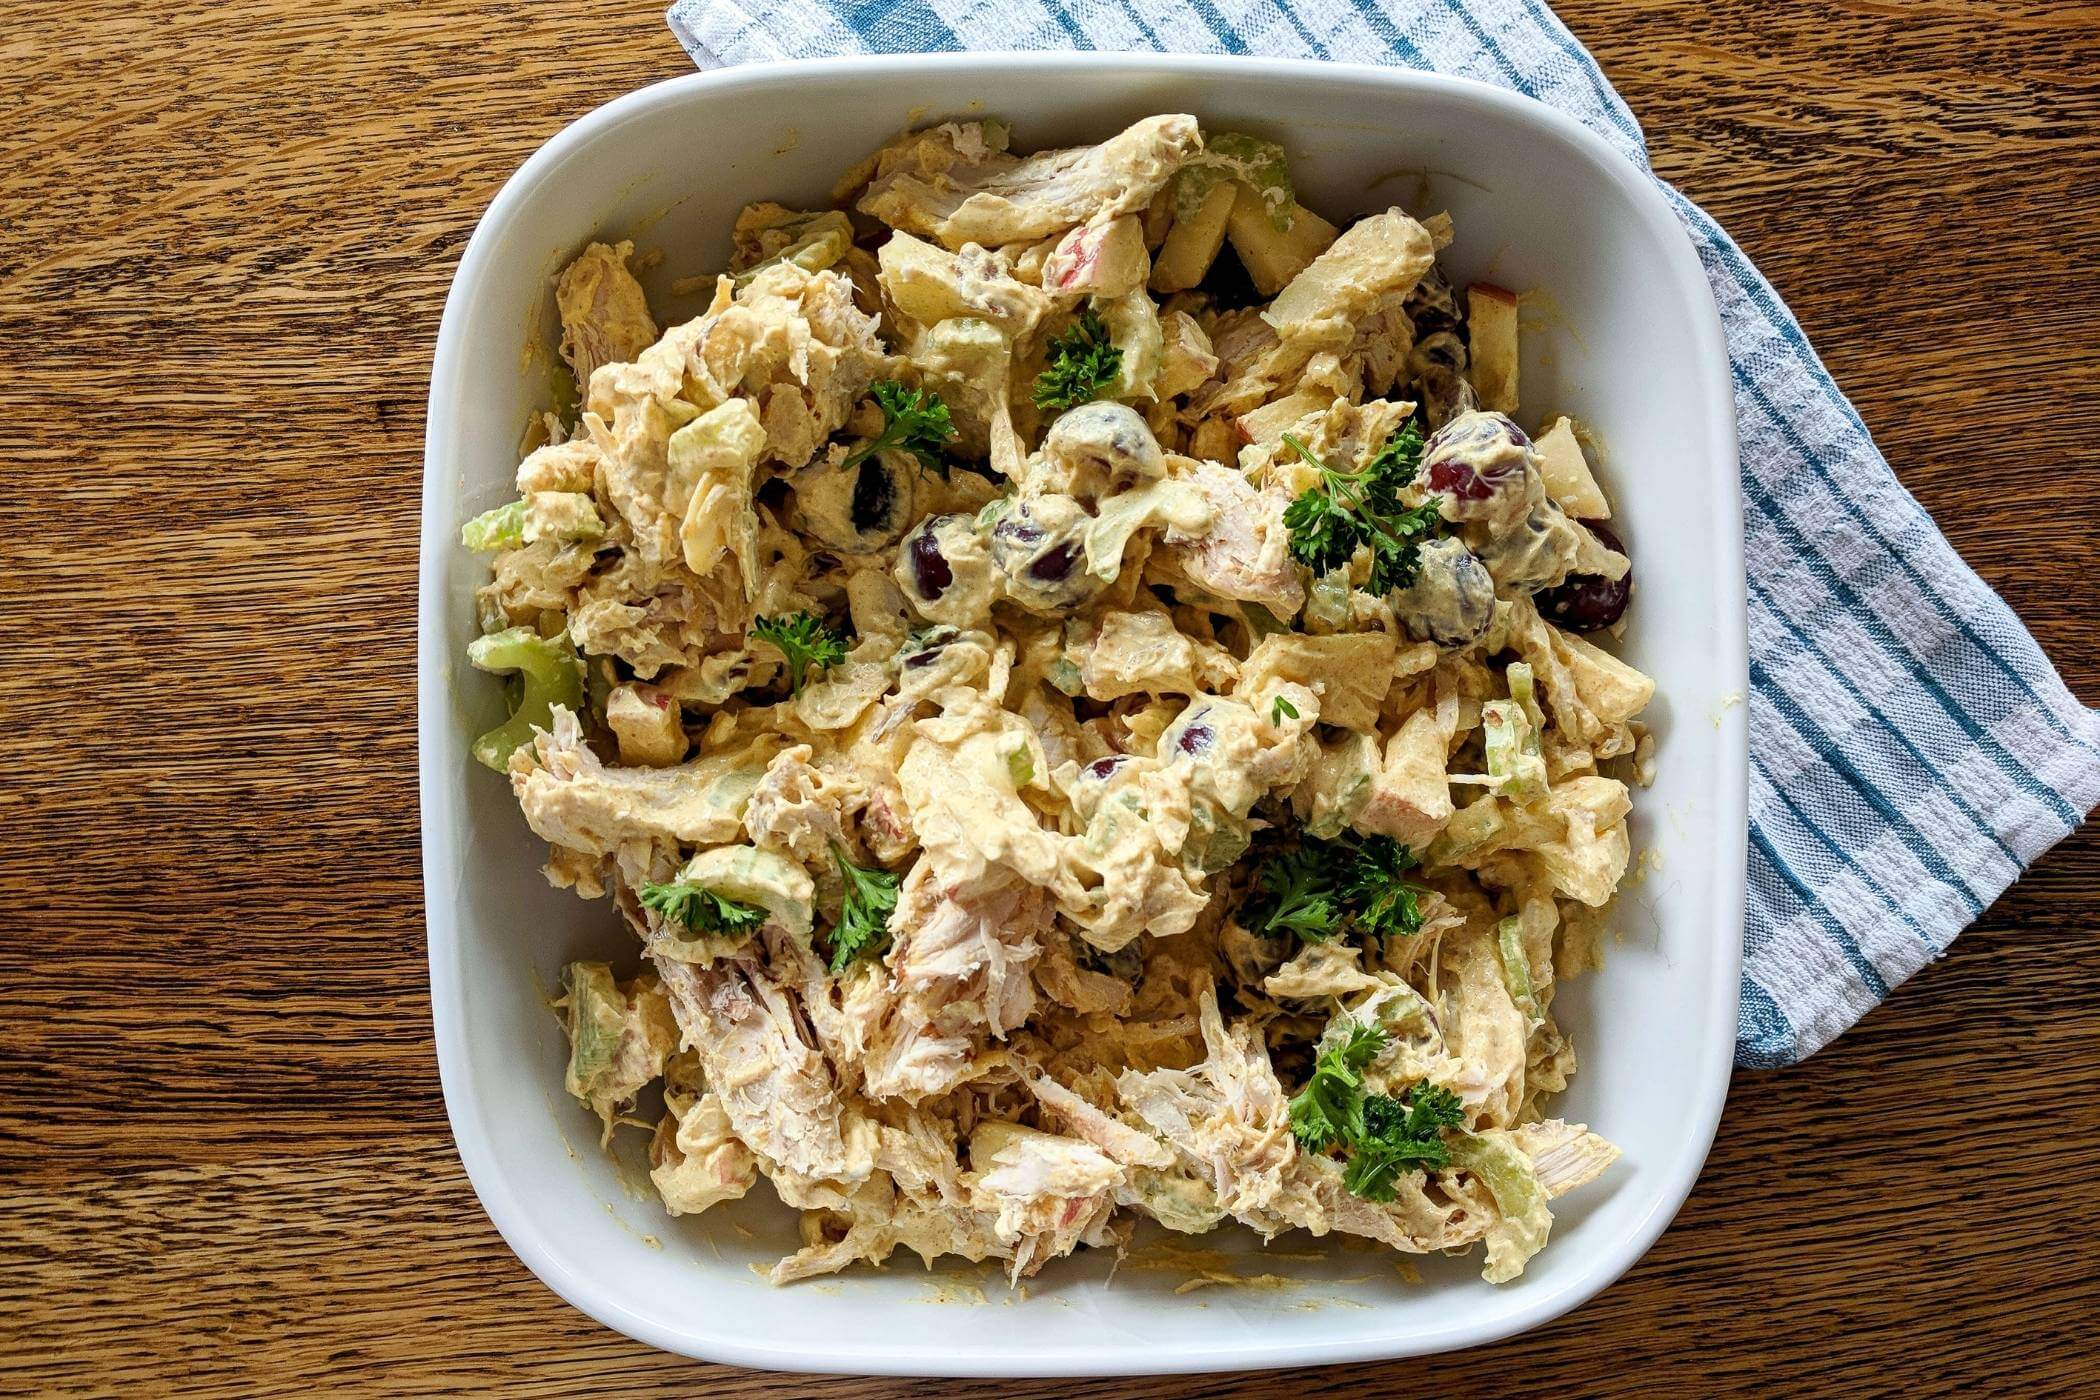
[468,115,1651,1289]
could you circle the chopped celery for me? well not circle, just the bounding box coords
[664,844,816,945]
[734,210,853,286]
[1240,602,1291,639]
[1181,803,1251,874]
[1429,792,1505,865]
[1006,744,1036,789]
[461,499,527,552]
[1172,131,1294,230]
[1090,289,1163,401]
[461,493,602,552]
[1479,663,1549,800]
[1495,915,1542,1026]
[466,626,585,771]
[1449,1131,1554,1283]
[1509,661,1547,735]
[558,961,630,1113]
[1303,569,1354,633]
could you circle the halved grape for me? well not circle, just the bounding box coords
[1537,520,1631,632]
[1422,411,1533,510]
[990,496,1100,613]
[1176,724,1215,755]
[905,520,954,600]
[1391,536,1496,649]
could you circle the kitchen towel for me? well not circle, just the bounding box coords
[665,0,2100,1066]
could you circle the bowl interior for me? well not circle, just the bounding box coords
[420,55,1744,1374]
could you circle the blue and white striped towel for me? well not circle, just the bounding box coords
[666,0,2100,1066]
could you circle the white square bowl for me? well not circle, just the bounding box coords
[418,52,1746,1376]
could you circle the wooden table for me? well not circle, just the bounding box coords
[5,2,2095,1394]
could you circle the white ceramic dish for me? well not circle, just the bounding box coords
[418,52,1746,1376]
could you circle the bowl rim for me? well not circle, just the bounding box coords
[418,49,1747,1376]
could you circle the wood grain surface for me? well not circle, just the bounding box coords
[2,1,2096,1395]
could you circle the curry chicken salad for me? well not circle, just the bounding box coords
[461,114,1655,1288]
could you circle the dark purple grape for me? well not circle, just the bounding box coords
[848,458,897,534]
[1392,536,1496,649]
[901,624,957,670]
[989,497,1097,612]
[1026,540,1079,583]
[1537,520,1631,632]
[1423,412,1530,506]
[993,516,1045,549]
[1176,723,1214,756]
[907,524,952,600]
[1085,755,1129,780]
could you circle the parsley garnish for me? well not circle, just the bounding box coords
[1288,1020,1464,1201]
[842,380,956,478]
[826,842,900,973]
[1339,836,1426,945]
[750,612,848,696]
[1032,308,1122,411]
[1340,1083,1466,1202]
[1288,1020,1387,1151]
[1271,695,1299,724]
[1252,844,1345,943]
[1245,832,1428,946]
[1280,425,1443,593]
[638,880,767,938]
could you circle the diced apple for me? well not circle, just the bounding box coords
[1141,184,1175,250]
[1226,185,1338,297]
[1042,215,1150,298]
[876,231,971,326]
[1534,416,1611,519]
[1354,709,1455,848]
[1149,180,1236,293]
[1233,390,1331,447]
[1238,632,1397,733]
[1467,281,1520,413]
[1188,417,1235,464]
[1557,632,1654,729]
[606,684,688,768]
[1263,210,1435,338]
[1155,311,1218,399]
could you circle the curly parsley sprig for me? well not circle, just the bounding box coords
[826,842,900,973]
[750,612,848,696]
[1032,308,1122,411]
[1341,1083,1466,1202]
[842,380,956,478]
[1288,1021,1387,1151]
[1280,424,1443,593]
[1245,831,1428,947]
[1287,1020,1465,1201]
[638,881,767,938]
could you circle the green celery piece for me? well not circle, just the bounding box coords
[1240,602,1290,638]
[466,626,585,771]
[1173,131,1294,230]
[1495,915,1542,1026]
[461,499,527,552]
[1448,1131,1554,1283]
[1006,745,1035,789]
[558,961,626,1103]
[1481,693,1548,801]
